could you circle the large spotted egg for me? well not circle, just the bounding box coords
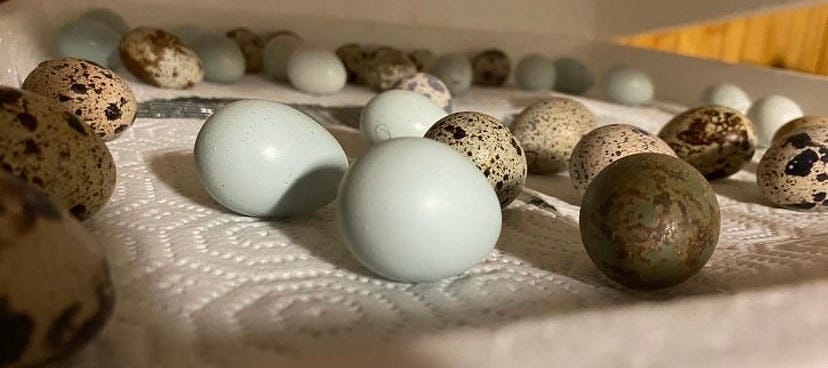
[120,27,204,89]
[510,97,597,174]
[758,126,828,212]
[658,105,756,180]
[0,86,116,220]
[22,58,137,141]
[425,111,527,207]
[0,172,114,368]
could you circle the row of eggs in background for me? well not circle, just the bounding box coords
[58,8,807,148]
[1,8,827,368]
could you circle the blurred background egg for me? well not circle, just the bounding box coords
[758,125,828,212]
[79,8,128,34]
[287,48,347,95]
[192,34,246,83]
[56,19,121,67]
[171,24,204,46]
[226,27,264,73]
[700,83,751,113]
[393,72,453,113]
[553,57,593,95]
[194,100,348,217]
[360,90,447,144]
[514,54,556,91]
[428,53,473,95]
[408,49,435,71]
[748,95,804,146]
[263,32,303,81]
[471,49,511,87]
[362,47,418,91]
[580,153,721,290]
[337,138,502,283]
[336,43,367,83]
[601,65,654,105]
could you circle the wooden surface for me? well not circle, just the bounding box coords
[619,4,828,75]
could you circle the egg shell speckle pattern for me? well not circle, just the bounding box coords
[226,28,264,73]
[362,48,417,91]
[580,153,721,290]
[472,49,511,87]
[658,105,757,180]
[771,116,828,144]
[758,126,828,212]
[569,124,676,194]
[425,111,527,207]
[21,58,137,141]
[393,72,453,113]
[336,43,367,83]
[0,172,114,368]
[510,97,597,174]
[119,27,204,89]
[0,87,116,220]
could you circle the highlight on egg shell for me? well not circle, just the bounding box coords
[119,27,204,89]
[658,105,757,180]
[580,153,721,290]
[360,90,447,144]
[21,58,137,141]
[0,86,116,220]
[425,111,527,207]
[757,126,828,212]
[0,171,115,368]
[337,138,502,283]
[194,100,348,218]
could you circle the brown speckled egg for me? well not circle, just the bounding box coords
[393,72,453,113]
[570,124,676,194]
[0,86,116,220]
[362,48,418,92]
[510,97,597,174]
[658,105,756,180]
[336,43,367,83]
[771,116,828,144]
[226,27,264,73]
[758,126,828,212]
[119,27,204,89]
[472,49,510,87]
[425,112,527,207]
[21,58,137,141]
[409,49,435,71]
[0,172,114,368]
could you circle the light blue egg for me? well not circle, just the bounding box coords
[286,48,347,95]
[601,65,654,105]
[192,34,245,83]
[194,100,349,218]
[428,53,473,95]
[748,95,804,146]
[337,138,502,283]
[171,24,204,46]
[514,54,556,91]
[56,19,121,67]
[263,34,303,81]
[79,8,128,34]
[360,90,447,144]
[700,83,751,113]
[553,57,593,95]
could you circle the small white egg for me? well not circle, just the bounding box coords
[360,90,447,144]
[747,95,804,146]
[601,65,654,105]
[287,48,347,95]
[194,100,349,217]
[337,138,502,283]
[700,83,751,113]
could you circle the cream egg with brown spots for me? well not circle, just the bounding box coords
[0,172,114,368]
[758,125,828,212]
[510,97,597,174]
[771,116,828,144]
[570,124,676,194]
[22,58,137,141]
[0,86,116,220]
[362,48,417,92]
[120,27,204,89]
[425,111,527,207]
[472,49,510,87]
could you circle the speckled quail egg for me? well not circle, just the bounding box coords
[700,83,751,114]
[472,49,511,87]
[772,116,828,143]
[21,58,137,141]
[0,86,116,220]
[0,171,114,368]
[658,105,757,180]
[748,95,804,146]
[408,49,435,71]
[362,48,418,91]
[393,72,453,113]
[580,153,720,290]
[336,43,367,83]
[510,97,597,174]
[428,53,474,95]
[570,124,676,194]
[120,27,204,89]
[425,111,527,207]
[758,126,828,212]
[226,27,264,73]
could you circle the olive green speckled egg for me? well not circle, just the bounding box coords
[580,153,721,289]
